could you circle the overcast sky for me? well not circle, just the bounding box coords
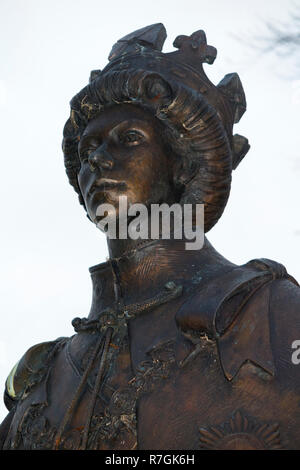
[0,0,299,421]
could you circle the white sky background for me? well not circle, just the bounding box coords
[0,0,299,421]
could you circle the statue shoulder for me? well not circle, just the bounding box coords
[216,257,299,335]
[269,271,300,311]
[4,337,68,411]
[177,257,298,339]
[176,257,299,381]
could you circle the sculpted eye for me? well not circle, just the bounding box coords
[119,130,144,146]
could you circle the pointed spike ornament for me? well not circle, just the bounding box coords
[108,23,167,61]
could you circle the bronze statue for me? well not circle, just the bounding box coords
[1,23,300,450]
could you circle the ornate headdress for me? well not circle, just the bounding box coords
[63,23,249,231]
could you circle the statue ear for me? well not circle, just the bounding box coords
[141,74,173,105]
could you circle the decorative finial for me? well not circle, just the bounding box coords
[173,30,217,65]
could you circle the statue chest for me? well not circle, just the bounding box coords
[4,330,299,450]
[4,268,300,450]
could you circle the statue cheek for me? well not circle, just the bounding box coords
[77,165,92,195]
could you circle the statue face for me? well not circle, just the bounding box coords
[77,104,175,224]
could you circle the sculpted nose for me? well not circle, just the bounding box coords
[88,144,114,171]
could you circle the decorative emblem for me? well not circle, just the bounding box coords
[86,339,176,450]
[8,405,57,450]
[199,410,283,450]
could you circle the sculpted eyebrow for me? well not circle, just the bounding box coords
[80,135,100,141]
[78,135,101,149]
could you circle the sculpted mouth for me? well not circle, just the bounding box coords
[88,179,127,196]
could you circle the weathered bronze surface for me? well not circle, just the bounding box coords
[1,23,300,450]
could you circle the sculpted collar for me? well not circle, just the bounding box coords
[86,237,236,321]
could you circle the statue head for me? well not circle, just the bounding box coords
[62,24,250,232]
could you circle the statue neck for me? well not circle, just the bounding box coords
[87,237,236,320]
[107,236,159,260]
